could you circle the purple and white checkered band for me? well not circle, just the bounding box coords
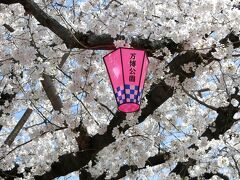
[115,84,143,105]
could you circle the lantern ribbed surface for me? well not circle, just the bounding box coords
[103,47,149,113]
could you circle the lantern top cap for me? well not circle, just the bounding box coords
[103,47,149,63]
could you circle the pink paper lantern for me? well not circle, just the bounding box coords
[103,48,149,113]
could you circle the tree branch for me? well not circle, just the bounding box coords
[231,155,240,177]
[182,86,218,111]
[0,92,16,131]
[171,103,239,178]
[0,0,19,4]
[0,164,23,180]
[0,0,179,53]
[106,152,170,180]
[95,103,238,179]
[202,172,229,180]
[41,74,63,111]
[4,108,33,146]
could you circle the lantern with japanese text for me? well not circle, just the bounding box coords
[103,48,149,113]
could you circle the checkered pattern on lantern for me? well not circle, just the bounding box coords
[115,86,125,105]
[115,84,143,105]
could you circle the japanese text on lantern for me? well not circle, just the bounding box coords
[129,53,136,82]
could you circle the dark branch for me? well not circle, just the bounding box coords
[202,172,229,180]
[0,0,180,53]
[41,74,63,111]
[0,164,23,180]
[110,152,170,180]
[0,92,16,131]
[0,0,19,4]
[4,108,33,146]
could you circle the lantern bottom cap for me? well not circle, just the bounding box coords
[118,103,140,113]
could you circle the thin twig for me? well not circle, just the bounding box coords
[182,86,218,111]
[0,126,67,161]
[232,156,240,177]
[218,61,230,98]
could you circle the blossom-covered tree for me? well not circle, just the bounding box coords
[0,0,240,179]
